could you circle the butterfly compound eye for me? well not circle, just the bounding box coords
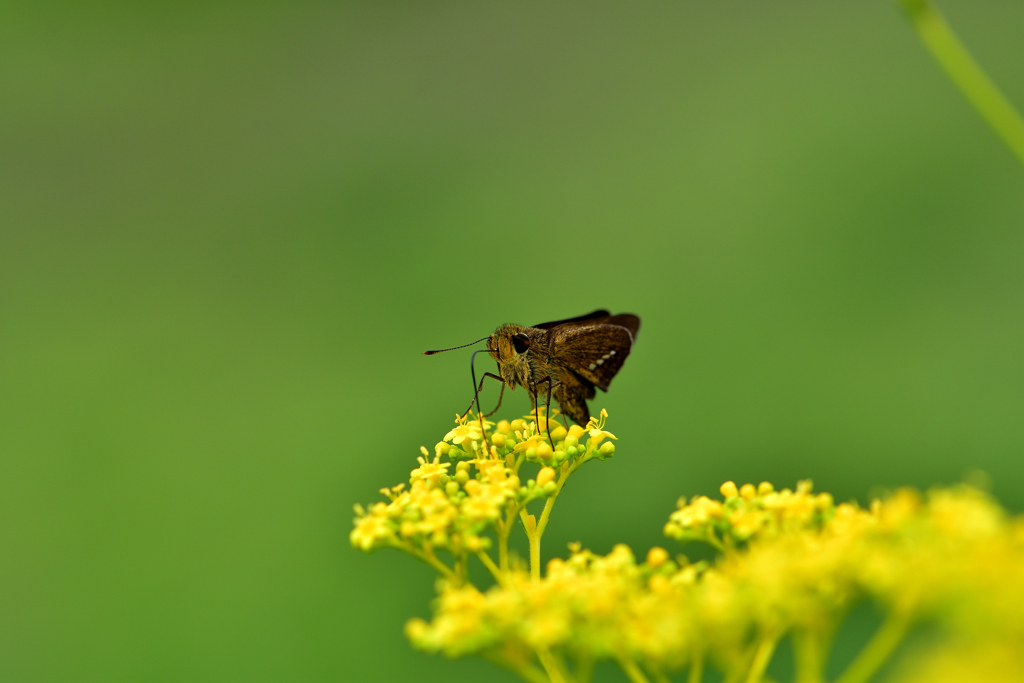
[512,333,530,354]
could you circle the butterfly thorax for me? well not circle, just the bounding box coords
[487,324,555,394]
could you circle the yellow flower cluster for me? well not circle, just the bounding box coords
[406,544,699,667]
[354,416,1024,682]
[664,480,835,548]
[351,410,618,582]
[405,480,1024,683]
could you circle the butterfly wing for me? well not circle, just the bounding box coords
[531,309,611,331]
[547,322,637,391]
[553,368,597,424]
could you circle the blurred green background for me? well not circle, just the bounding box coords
[1,1,1022,681]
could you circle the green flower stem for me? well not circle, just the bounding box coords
[649,666,672,683]
[476,549,503,583]
[686,652,705,683]
[744,632,779,683]
[519,509,542,581]
[616,654,652,683]
[400,543,457,581]
[704,530,727,554]
[834,612,911,683]
[536,459,581,537]
[497,515,513,573]
[572,652,595,683]
[482,651,551,683]
[520,458,584,581]
[792,627,827,683]
[898,0,1024,167]
[536,645,573,683]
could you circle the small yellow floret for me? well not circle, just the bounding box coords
[720,481,739,498]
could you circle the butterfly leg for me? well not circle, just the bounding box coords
[461,372,505,419]
[529,376,555,445]
[483,382,506,418]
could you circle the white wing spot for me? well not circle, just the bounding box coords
[589,363,597,371]
[596,358,604,365]
[609,350,616,356]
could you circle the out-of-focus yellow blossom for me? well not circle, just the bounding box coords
[349,505,394,551]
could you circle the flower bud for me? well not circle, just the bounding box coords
[536,442,553,460]
[491,433,506,448]
[496,420,512,435]
[646,546,669,568]
[536,466,556,488]
[720,481,739,499]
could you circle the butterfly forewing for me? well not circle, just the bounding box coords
[531,309,611,331]
[548,323,635,391]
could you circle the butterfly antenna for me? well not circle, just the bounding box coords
[423,336,490,355]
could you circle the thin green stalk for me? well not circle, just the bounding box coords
[834,612,910,683]
[536,459,579,536]
[617,655,652,683]
[482,651,551,683]
[497,520,510,573]
[745,633,779,683]
[572,651,595,683]
[898,0,1024,167]
[649,665,672,683]
[792,628,827,683]
[536,645,573,683]
[399,543,457,581]
[476,549,504,583]
[687,652,705,683]
[520,509,541,581]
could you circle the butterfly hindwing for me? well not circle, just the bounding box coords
[553,368,597,424]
